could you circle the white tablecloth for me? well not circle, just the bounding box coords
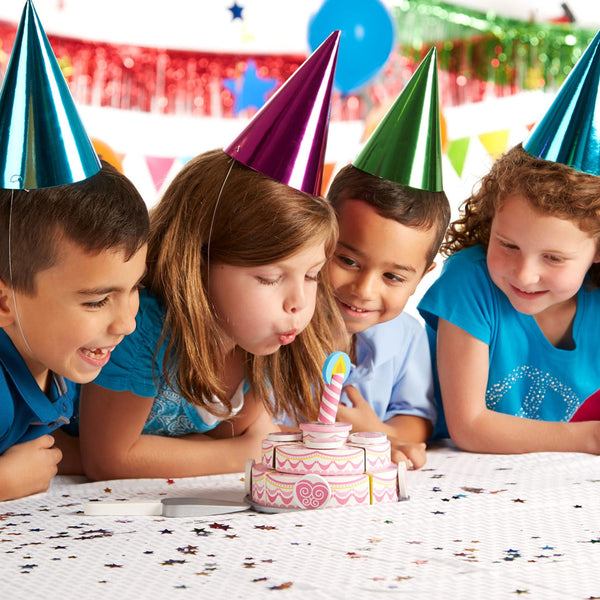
[1,441,599,599]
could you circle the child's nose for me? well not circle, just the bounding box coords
[353,271,377,299]
[513,256,540,286]
[283,282,307,314]
[109,296,138,336]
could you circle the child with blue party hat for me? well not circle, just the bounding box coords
[326,47,451,468]
[419,31,600,454]
[78,32,346,481]
[0,0,149,500]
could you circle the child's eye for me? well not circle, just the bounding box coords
[384,272,406,284]
[336,254,358,268]
[305,272,320,282]
[500,240,518,250]
[257,276,280,286]
[84,297,109,309]
[544,254,564,264]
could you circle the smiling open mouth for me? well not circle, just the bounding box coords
[81,346,114,360]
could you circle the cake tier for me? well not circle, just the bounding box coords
[275,443,365,475]
[263,439,393,474]
[300,421,351,448]
[250,463,400,509]
[352,440,392,472]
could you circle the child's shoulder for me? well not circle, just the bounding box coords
[0,329,30,384]
[446,244,486,266]
[438,244,488,282]
[360,312,425,348]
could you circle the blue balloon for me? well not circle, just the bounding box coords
[308,0,395,95]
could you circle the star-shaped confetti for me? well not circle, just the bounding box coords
[270,582,293,590]
[161,559,187,566]
[228,2,244,20]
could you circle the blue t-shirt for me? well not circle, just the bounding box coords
[0,329,76,454]
[93,289,243,436]
[418,245,600,438]
[342,312,436,427]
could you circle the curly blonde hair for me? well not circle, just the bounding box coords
[443,144,600,287]
[145,149,344,423]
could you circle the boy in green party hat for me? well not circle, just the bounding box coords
[326,47,450,466]
[0,1,149,500]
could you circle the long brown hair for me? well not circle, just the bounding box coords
[145,149,344,423]
[443,144,600,287]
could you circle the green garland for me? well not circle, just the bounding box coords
[392,0,597,90]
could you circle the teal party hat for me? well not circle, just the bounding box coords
[0,0,100,189]
[524,31,600,176]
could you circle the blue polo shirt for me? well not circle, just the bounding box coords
[342,312,437,426]
[0,329,76,454]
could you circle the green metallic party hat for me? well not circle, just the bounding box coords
[0,0,100,189]
[353,46,443,192]
[523,30,600,176]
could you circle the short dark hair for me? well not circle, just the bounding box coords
[327,164,451,266]
[0,160,149,293]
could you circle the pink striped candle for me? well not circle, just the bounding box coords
[318,371,345,424]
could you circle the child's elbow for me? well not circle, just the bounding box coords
[81,448,126,482]
[446,420,484,453]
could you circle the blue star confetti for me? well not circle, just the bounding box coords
[228,2,244,20]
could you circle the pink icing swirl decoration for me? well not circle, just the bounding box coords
[293,474,331,509]
[318,351,351,424]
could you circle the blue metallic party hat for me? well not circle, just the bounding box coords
[225,31,340,195]
[0,0,100,189]
[353,47,443,191]
[523,30,600,176]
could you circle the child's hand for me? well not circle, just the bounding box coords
[336,385,384,432]
[240,403,278,463]
[0,435,62,501]
[389,439,427,470]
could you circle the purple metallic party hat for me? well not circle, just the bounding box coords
[523,30,600,176]
[0,0,100,189]
[353,46,443,191]
[225,30,340,195]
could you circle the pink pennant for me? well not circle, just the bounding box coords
[146,156,175,192]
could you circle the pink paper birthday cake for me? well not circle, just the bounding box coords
[245,352,408,511]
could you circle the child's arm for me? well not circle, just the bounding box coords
[79,383,273,480]
[438,318,600,454]
[0,435,62,501]
[337,385,433,442]
[205,390,276,439]
[52,428,83,475]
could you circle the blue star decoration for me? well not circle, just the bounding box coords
[228,2,244,20]
[223,60,278,116]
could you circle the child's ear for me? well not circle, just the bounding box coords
[423,261,437,277]
[0,277,16,326]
